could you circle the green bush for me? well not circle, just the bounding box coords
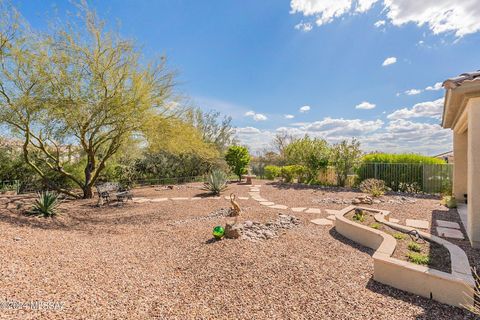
[407,242,422,253]
[225,146,250,181]
[370,223,381,229]
[264,165,282,180]
[359,179,386,197]
[31,191,60,217]
[202,169,228,195]
[361,154,446,165]
[280,165,306,183]
[393,233,406,240]
[406,252,430,265]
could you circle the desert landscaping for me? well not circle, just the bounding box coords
[0,181,478,319]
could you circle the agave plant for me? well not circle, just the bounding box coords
[31,191,60,217]
[202,169,228,195]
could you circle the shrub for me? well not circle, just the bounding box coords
[31,191,60,217]
[359,179,386,197]
[225,146,250,181]
[393,233,406,240]
[406,252,430,265]
[361,153,446,165]
[370,223,381,229]
[284,136,330,182]
[441,195,457,208]
[397,182,422,193]
[264,165,281,180]
[330,138,362,187]
[280,165,306,183]
[202,169,228,195]
[407,242,422,252]
[353,209,365,222]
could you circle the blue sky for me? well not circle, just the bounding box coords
[12,0,480,155]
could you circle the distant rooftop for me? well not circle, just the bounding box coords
[443,70,480,89]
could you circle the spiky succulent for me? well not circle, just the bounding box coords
[31,191,60,217]
[202,169,228,195]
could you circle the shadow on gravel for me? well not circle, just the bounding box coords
[365,279,476,319]
[329,223,476,319]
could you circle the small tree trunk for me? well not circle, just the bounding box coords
[83,185,94,199]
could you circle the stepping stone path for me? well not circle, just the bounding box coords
[405,219,429,229]
[269,204,288,210]
[326,215,336,221]
[310,218,333,226]
[260,202,275,206]
[325,209,339,215]
[389,218,400,223]
[238,197,249,200]
[305,208,322,214]
[291,207,307,212]
[436,227,465,240]
[435,220,460,229]
[150,198,168,202]
[171,197,189,201]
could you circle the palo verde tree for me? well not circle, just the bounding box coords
[0,3,174,198]
[225,145,250,181]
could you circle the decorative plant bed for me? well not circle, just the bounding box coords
[344,209,451,273]
[334,205,475,309]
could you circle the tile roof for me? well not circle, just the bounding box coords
[443,70,480,89]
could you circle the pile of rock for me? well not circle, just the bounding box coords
[351,196,382,205]
[313,198,353,205]
[386,196,417,204]
[225,214,301,242]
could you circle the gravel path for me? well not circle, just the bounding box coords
[0,181,477,319]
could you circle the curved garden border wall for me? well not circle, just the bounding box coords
[334,205,475,308]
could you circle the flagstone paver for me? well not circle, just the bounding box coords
[305,208,322,214]
[291,207,307,212]
[259,202,275,206]
[311,218,333,226]
[150,198,168,202]
[436,227,465,240]
[326,215,336,221]
[435,220,460,229]
[250,188,260,192]
[238,197,249,200]
[269,204,288,210]
[405,219,429,229]
[389,218,400,223]
[191,197,202,200]
[171,197,190,201]
[325,209,339,215]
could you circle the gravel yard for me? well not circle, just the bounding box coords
[0,181,477,319]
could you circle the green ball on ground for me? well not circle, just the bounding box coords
[213,226,225,239]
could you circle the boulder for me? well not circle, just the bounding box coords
[224,222,243,239]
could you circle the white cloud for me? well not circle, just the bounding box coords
[299,105,311,113]
[387,98,444,120]
[425,82,443,91]
[355,101,376,110]
[294,22,313,32]
[374,20,386,28]
[235,117,451,155]
[405,89,422,95]
[284,114,295,119]
[245,111,268,121]
[290,0,480,37]
[382,57,397,66]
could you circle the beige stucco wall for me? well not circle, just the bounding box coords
[467,97,480,248]
[453,131,467,202]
